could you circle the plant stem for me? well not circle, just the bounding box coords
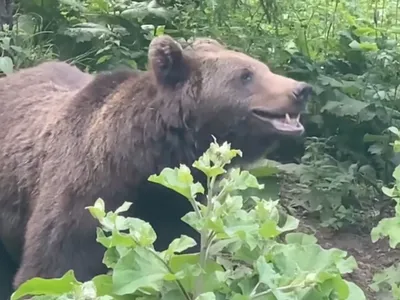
[149,248,191,300]
[195,175,217,297]
[189,194,202,219]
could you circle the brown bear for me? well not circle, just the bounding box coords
[0,35,312,299]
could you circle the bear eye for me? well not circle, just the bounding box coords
[240,69,253,84]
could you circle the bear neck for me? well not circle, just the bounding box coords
[66,69,206,186]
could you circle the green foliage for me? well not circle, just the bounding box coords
[1,0,175,72]
[371,126,400,248]
[11,140,365,299]
[273,137,383,230]
[369,126,400,298]
[165,0,400,230]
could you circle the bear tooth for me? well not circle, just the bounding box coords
[285,113,291,123]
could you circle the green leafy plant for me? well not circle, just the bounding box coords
[12,140,365,300]
[0,15,56,75]
[370,126,400,298]
[274,137,383,230]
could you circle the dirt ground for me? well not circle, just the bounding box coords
[296,217,400,300]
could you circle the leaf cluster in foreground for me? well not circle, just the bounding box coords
[12,139,365,300]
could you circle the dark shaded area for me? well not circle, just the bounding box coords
[0,241,16,300]
[0,0,13,30]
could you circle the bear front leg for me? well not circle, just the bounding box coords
[13,194,108,289]
[0,241,17,300]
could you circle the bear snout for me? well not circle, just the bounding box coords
[293,82,313,104]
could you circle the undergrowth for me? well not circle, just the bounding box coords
[369,126,400,298]
[11,140,366,300]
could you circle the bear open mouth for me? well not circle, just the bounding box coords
[251,108,304,134]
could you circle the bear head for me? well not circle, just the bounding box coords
[149,35,312,162]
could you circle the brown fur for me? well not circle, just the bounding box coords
[0,61,92,254]
[0,61,92,299]
[0,35,311,299]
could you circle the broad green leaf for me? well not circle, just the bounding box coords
[285,233,318,245]
[62,23,113,43]
[371,217,400,248]
[11,270,80,300]
[120,2,149,20]
[321,98,369,118]
[123,217,157,246]
[223,169,264,191]
[255,256,279,289]
[345,280,366,300]
[195,292,216,300]
[278,215,300,233]
[163,235,197,258]
[393,165,400,182]
[192,160,225,177]
[388,126,400,137]
[0,37,10,51]
[86,198,106,220]
[75,281,98,298]
[182,211,203,231]
[109,230,136,247]
[349,40,360,49]
[162,289,188,300]
[96,228,112,249]
[155,25,165,36]
[359,42,379,51]
[237,276,258,295]
[231,294,251,300]
[115,201,133,214]
[148,165,204,199]
[245,158,281,178]
[96,55,112,65]
[254,199,280,222]
[224,223,259,240]
[233,170,264,190]
[193,140,242,177]
[112,247,169,295]
[394,140,400,153]
[254,256,291,299]
[270,243,357,278]
[370,264,400,293]
[319,74,345,88]
[92,274,113,296]
[382,186,395,197]
[169,254,224,292]
[60,0,86,11]
[259,219,280,238]
[16,14,37,35]
[0,56,13,75]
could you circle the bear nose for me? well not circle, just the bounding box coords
[294,83,313,103]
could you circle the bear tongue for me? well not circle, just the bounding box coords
[271,113,304,132]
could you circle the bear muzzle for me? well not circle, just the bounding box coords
[251,82,313,136]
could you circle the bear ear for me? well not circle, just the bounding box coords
[148,35,190,86]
